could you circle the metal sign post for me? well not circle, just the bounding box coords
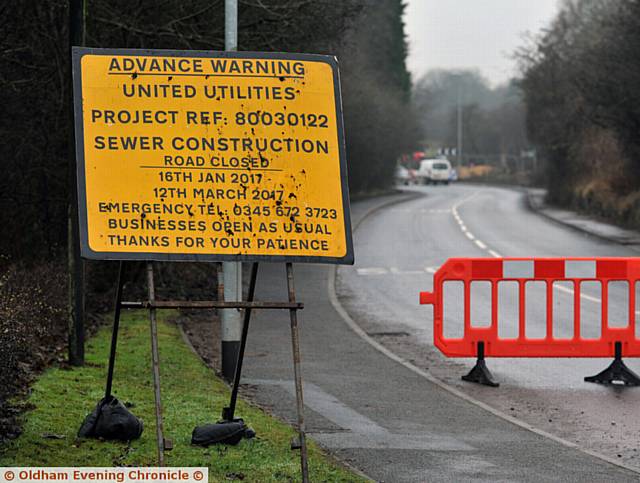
[222,263,260,421]
[68,0,86,367]
[221,0,242,382]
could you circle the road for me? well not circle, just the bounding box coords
[336,183,640,469]
[233,188,640,482]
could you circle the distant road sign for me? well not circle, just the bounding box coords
[72,48,353,264]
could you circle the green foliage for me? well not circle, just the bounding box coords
[0,0,416,259]
[340,0,419,193]
[519,0,640,206]
[413,70,530,169]
[0,311,363,482]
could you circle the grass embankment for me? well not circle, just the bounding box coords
[0,312,363,482]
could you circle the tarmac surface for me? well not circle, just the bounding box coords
[338,184,640,471]
[236,186,640,482]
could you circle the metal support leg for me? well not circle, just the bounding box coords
[104,261,125,401]
[286,263,309,483]
[223,262,259,421]
[462,341,499,387]
[585,342,640,386]
[147,262,167,465]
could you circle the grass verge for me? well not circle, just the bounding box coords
[0,311,364,482]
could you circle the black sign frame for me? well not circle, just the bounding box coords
[72,47,354,264]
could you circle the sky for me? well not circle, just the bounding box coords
[404,0,561,86]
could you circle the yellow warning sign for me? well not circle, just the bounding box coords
[72,48,352,263]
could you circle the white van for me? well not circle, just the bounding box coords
[417,159,452,185]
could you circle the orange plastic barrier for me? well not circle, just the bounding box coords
[420,258,640,358]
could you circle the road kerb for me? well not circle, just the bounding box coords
[526,189,640,251]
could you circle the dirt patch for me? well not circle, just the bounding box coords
[176,263,252,375]
[0,261,77,442]
[0,260,113,442]
[177,310,222,374]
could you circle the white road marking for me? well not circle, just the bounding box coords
[450,191,496,255]
[475,240,487,249]
[244,379,472,451]
[553,283,599,302]
[389,208,452,214]
[450,191,640,313]
[391,267,429,275]
[551,283,640,316]
[362,193,640,312]
[357,267,388,275]
[358,267,429,276]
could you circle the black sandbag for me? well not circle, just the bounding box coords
[78,397,143,441]
[191,419,255,446]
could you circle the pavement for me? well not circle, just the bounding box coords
[237,187,640,482]
[527,188,640,248]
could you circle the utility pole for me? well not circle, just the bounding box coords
[456,80,463,167]
[221,0,242,381]
[68,0,86,366]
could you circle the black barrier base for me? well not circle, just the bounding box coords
[191,419,255,446]
[585,342,640,386]
[78,396,143,441]
[462,342,499,387]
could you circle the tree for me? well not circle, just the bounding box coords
[518,0,639,206]
[413,69,530,168]
[0,0,416,258]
